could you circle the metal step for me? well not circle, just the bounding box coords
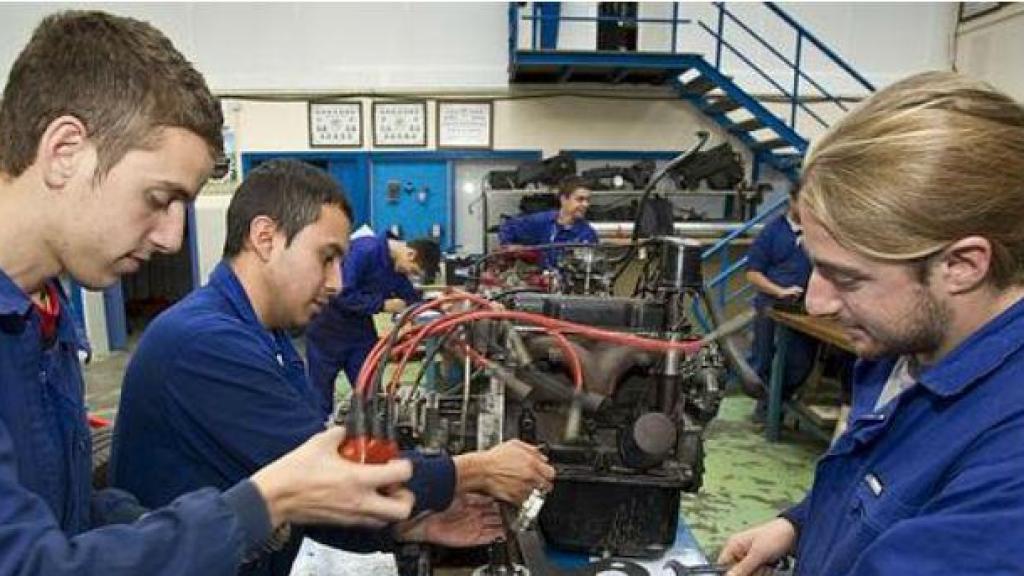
[681,75,716,96]
[728,118,765,133]
[703,97,742,115]
[753,138,792,151]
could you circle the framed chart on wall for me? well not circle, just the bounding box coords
[308,102,363,147]
[437,100,493,149]
[372,101,427,147]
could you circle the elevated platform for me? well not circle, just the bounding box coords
[510,50,702,85]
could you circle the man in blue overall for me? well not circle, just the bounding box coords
[111,160,556,575]
[0,11,415,576]
[498,175,599,268]
[719,72,1024,575]
[304,229,440,418]
[745,185,818,420]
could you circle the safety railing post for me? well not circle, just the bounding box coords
[671,3,679,54]
[531,3,539,50]
[715,4,725,70]
[791,32,802,129]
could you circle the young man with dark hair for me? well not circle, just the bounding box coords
[0,11,414,575]
[498,175,598,268]
[304,228,441,418]
[111,159,555,576]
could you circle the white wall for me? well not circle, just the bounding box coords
[0,2,510,91]
[0,2,957,347]
[2,2,953,95]
[194,186,235,286]
[955,3,1024,101]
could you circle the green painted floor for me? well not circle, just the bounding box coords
[681,395,824,556]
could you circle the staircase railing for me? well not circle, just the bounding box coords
[705,2,875,131]
[702,194,789,309]
[508,3,692,54]
[695,2,875,319]
[505,2,876,320]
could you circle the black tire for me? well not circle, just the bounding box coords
[91,425,114,490]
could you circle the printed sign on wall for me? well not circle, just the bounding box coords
[437,101,493,149]
[308,102,363,147]
[372,101,427,147]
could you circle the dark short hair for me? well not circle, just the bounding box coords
[223,159,353,258]
[557,175,590,199]
[408,238,441,282]
[0,11,223,178]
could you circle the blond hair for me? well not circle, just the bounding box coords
[800,71,1024,287]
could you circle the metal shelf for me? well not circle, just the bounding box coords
[483,188,742,198]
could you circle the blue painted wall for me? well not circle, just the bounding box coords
[370,159,450,247]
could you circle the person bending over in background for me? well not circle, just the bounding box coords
[111,160,555,576]
[304,225,440,418]
[0,11,414,575]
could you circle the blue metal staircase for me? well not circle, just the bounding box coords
[508,2,875,184]
[507,2,877,316]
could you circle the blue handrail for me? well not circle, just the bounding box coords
[707,2,872,133]
[703,194,789,261]
[715,4,849,115]
[511,5,691,55]
[697,21,829,129]
[764,2,876,93]
[508,3,518,68]
[708,256,749,290]
[521,14,690,25]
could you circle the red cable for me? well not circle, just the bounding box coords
[354,292,491,398]
[369,309,704,398]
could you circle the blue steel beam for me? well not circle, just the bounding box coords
[514,50,702,71]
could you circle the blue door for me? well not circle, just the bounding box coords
[370,159,450,248]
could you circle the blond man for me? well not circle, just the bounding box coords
[720,72,1024,575]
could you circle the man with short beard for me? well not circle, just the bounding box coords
[719,72,1024,575]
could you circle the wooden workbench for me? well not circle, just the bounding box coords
[765,308,855,442]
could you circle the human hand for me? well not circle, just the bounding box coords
[717,518,796,576]
[776,286,804,300]
[250,427,415,529]
[383,298,408,314]
[454,440,555,505]
[394,493,504,547]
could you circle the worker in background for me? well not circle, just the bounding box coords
[111,160,556,576]
[744,185,818,422]
[498,175,599,268]
[0,11,415,575]
[304,225,441,418]
[719,72,1024,575]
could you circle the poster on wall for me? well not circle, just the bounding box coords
[372,101,427,147]
[308,102,363,147]
[437,101,493,149]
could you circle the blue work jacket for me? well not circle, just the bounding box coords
[306,232,421,351]
[111,261,456,576]
[785,296,1024,575]
[746,214,811,309]
[498,210,598,268]
[0,268,269,575]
